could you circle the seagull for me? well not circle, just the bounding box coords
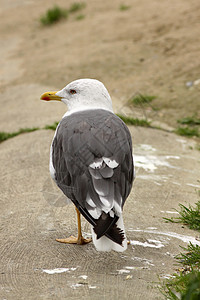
[40,79,134,252]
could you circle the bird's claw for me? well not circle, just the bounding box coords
[56,235,92,245]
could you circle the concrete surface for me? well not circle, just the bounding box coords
[0,125,199,300]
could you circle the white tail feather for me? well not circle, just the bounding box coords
[91,214,127,252]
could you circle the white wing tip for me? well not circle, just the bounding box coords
[103,157,118,168]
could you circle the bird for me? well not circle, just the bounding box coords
[40,79,134,252]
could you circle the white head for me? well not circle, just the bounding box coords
[41,79,113,113]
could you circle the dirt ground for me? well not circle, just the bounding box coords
[0,0,200,131]
[0,0,200,299]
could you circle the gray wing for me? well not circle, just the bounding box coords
[52,109,134,222]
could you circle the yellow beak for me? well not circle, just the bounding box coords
[40,91,61,101]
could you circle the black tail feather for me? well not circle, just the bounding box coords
[93,212,124,246]
[106,223,125,245]
[93,212,118,239]
[75,204,125,246]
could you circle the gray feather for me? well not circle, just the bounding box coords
[52,109,134,218]
[99,165,114,178]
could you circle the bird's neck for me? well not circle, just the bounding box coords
[62,97,114,117]
[62,105,114,118]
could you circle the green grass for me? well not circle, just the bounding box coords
[164,201,200,231]
[161,199,200,299]
[175,127,200,138]
[0,121,60,143]
[130,94,156,106]
[116,114,151,127]
[161,270,200,300]
[119,4,131,11]
[0,127,39,143]
[43,122,59,131]
[176,243,200,267]
[40,3,86,26]
[68,2,86,13]
[177,116,200,126]
[175,115,200,138]
[161,242,200,299]
[40,5,68,25]
[76,14,85,20]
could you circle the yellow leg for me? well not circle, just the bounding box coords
[56,207,92,245]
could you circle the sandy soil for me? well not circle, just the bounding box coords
[0,0,200,131]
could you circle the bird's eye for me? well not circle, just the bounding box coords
[69,89,76,94]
